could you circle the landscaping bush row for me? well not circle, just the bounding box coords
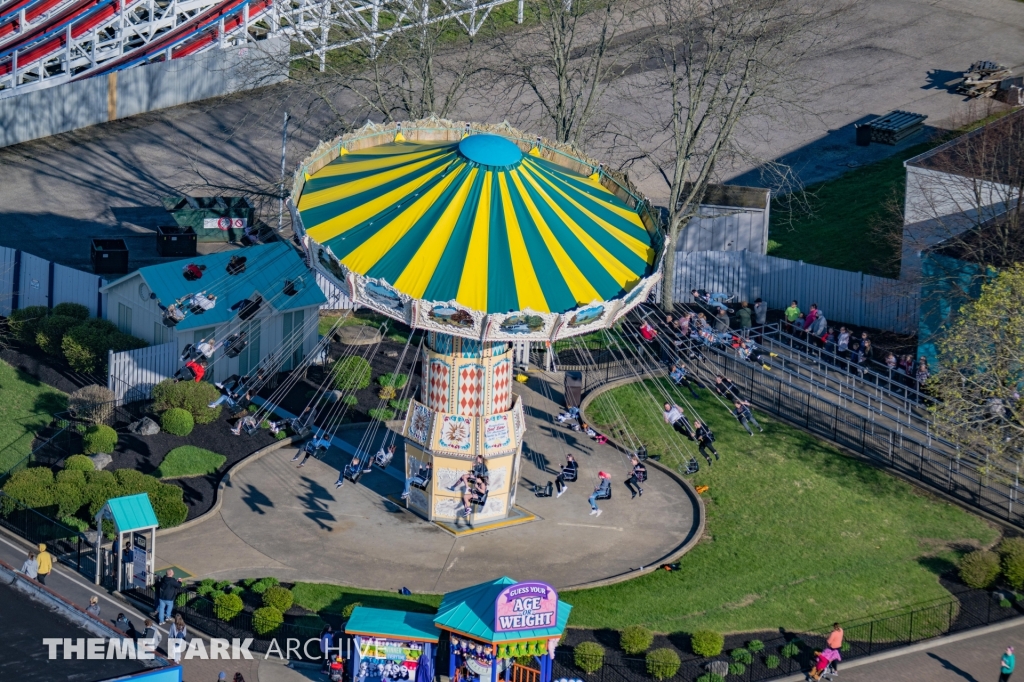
[959,539,1024,590]
[9,305,147,373]
[1,462,187,529]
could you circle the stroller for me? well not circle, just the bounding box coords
[808,649,840,681]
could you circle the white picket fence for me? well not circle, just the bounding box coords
[107,342,177,404]
[0,246,105,317]
[673,251,919,334]
[314,270,355,311]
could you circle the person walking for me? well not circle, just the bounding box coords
[86,596,101,617]
[826,623,843,673]
[155,569,181,624]
[1000,646,1015,682]
[19,551,38,580]
[693,420,718,466]
[732,401,763,436]
[624,456,647,499]
[168,614,188,663]
[36,543,52,585]
[141,619,162,652]
[589,472,611,516]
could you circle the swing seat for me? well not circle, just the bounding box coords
[593,488,611,501]
[685,458,700,475]
[533,481,553,497]
[635,446,648,461]
[242,421,260,436]
[470,490,489,509]
[561,467,578,483]
[344,466,364,483]
[410,478,429,491]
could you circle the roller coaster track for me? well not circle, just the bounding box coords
[0,0,523,100]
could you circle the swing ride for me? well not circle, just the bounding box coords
[289,118,666,524]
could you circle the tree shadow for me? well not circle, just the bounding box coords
[240,483,274,515]
[917,556,957,576]
[34,391,69,414]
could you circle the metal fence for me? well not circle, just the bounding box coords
[0,422,76,487]
[673,251,919,334]
[0,490,90,575]
[0,36,289,148]
[0,245,106,317]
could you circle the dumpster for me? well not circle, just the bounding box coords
[90,238,129,275]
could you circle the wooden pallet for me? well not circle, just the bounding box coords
[956,61,1012,98]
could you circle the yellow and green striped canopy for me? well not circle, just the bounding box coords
[298,134,657,315]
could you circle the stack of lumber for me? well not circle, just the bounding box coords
[855,110,927,146]
[957,61,1013,98]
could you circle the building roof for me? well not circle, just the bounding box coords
[101,242,326,331]
[298,135,657,315]
[346,607,440,642]
[433,577,570,643]
[905,108,1024,185]
[681,183,770,210]
[105,493,159,532]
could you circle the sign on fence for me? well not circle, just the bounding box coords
[674,251,919,334]
[108,342,177,405]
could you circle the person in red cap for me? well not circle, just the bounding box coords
[589,471,611,516]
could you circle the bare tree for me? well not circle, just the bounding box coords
[614,0,845,311]
[492,0,631,147]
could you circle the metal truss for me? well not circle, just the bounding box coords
[0,0,520,96]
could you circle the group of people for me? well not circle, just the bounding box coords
[446,455,490,517]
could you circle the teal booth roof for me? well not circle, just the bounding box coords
[433,577,571,643]
[346,607,440,642]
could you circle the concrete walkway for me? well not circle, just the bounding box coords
[156,375,700,592]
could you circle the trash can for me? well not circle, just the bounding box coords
[564,371,583,409]
[156,225,197,257]
[90,238,129,275]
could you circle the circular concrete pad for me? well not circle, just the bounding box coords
[156,376,700,592]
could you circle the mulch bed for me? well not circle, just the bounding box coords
[0,342,104,394]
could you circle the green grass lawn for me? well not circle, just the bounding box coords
[292,582,442,616]
[0,360,67,475]
[155,446,227,479]
[319,310,417,344]
[574,378,997,634]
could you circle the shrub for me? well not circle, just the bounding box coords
[959,550,1001,589]
[150,484,188,528]
[253,606,284,635]
[620,625,654,655]
[730,648,752,665]
[780,642,799,659]
[52,475,86,518]
[52,303,90,321]
[63,454,95,472]
[214,592,244,621]
[161,408,195,437]
[368,408,397,421]
[747,640,764,653]
[342,394,359,406]
[690,631,724,658]
[1,467,55,514]
[84,470,119,516]
[341,601,362,618]
[1004,552,1024,590]
[60,515,89,532]
[175,592,190,607]
[37,315,79,356]
[196,579,216,597]
[275,430,288,440]
[764,655,780,669]
[377,373,408,390]
[574,642,604,674]
[156,446,225,478]
[151,380,221,424]
[332,356,372,390]
[263,586,294,612]
[1001,598,1013,608]
[9,306,50,345]
[114,468,161,496]
[378,385,397,400]
[242,578,260,587]
[68,385,116,425]
[83,424,118,454]
[999,537,1024,558]
[215,580,232,590]
[251,577,280,595]
[727,663,746,676]
[645,648,680,680]
[109,332,148,354]
[61,319,121,373]
[389,398,411,412]
[696,675,724,682]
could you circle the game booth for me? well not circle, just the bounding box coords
[346,607,440,682]
[436,577,570,682]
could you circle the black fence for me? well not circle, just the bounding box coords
[700,350,1024,529]
[551,590,1021,682]
[0,490,90,575]
[0,422,76,486]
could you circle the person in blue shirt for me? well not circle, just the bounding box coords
[1000,646,1015,682]
[669,364,700,398]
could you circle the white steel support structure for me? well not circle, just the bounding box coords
[0,0,523,96]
